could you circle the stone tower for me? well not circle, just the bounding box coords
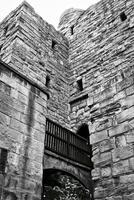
[0,0,134,199]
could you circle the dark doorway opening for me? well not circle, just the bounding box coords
[77,123,89,141]
[42,169,92,200]
[76,124,93,168]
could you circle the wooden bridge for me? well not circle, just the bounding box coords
[43,119,94,199]
[45,119,93,168]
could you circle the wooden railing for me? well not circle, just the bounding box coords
[45,119,92,168]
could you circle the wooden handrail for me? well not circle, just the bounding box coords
[45,119,92,167]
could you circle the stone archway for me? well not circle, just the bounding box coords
[42,168,92,200]
[43,153,94,199]
[43,154,92,188]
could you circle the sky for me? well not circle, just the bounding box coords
[0,0,100,28]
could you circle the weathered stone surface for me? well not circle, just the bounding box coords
[0,61,48,199]
[112,160,130,176]
[90,130,108,144]
[1,0,134,199]
[120,174,134,184]
[101,167,112,178]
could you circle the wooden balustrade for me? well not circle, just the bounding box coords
[45,119,92,167]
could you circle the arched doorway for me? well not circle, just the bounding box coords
[77,123,90,141]
[42,169,92,200]
[76,123,93,160]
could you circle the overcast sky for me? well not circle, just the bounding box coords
[0,0,100,28]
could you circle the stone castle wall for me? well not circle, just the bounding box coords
[0,60,48,199]
[0,1,70,129]
[0,0,134,199]
[59,0,134,199]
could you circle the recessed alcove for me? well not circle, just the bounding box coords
[120,12,127,21]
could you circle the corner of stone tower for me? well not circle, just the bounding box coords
[58,7,84,35]
[18,0,35,12]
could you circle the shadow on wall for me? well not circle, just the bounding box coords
[77,123,93,160]
[3,192,17,200]
[77,123,90,140]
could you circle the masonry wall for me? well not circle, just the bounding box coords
[59,0,134,199]
[0,60,48,199]
[0,1,70,129]
[1,0,134,199]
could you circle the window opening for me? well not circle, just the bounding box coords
[4,26,8,35]
[52,40,57,49]
[45,75,50,87]
[70,25,74,35]
[76,124,94,170]
[0,148,8,174]
[77,79,83,92]
[120,12,127,21]
[77,124,89,140]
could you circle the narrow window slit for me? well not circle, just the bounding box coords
[77,79,83,92]
[120,12,127,21]
[70,25,74,35]
[46,75,50,87]
[121,71,125,79]
[4,25,8,35]
[52,40,57,49]
[0,148,8,174]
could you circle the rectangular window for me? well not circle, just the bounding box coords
[70,25,74,35]
[77,79,83,92]
[45,75,50,88]
[120,12,127,21]
[0,148,8,174]
[52,40,57,49]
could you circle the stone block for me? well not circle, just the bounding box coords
[112,146,133,162]
[33,121,45,132]
[10,118,27,134]
[18,92,28,105]
[10,88,18,99]
[17,84,29,97]
[12,99,27,113]
[112,160,130,176]
[117,107,134,123]
[128,182,134,193]
[101,166,111,177]
[92,152,112,167]
[0,100,12,117]
[120,95,134,109]
[126,133,134,143]
[33,130,44,142]
[114,91,126,101]
[0,112,10,125]
[91,168,100,180]
[90,130,108,144]
[34,111,46,125]
[87,96,94,106]
[94,187,105,199]
[120,174,134,184]
[109,122,129,137]
[123,193,134,200]
[105,196,122,200]
[7,128,23,143]
[126,85,134,96]
[129,157,134,170]
[99,139,113,152]
[115,135,127,148]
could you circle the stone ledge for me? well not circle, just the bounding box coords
[44,149,92,171]
[69,93,88,104]
[0,59,49,99]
